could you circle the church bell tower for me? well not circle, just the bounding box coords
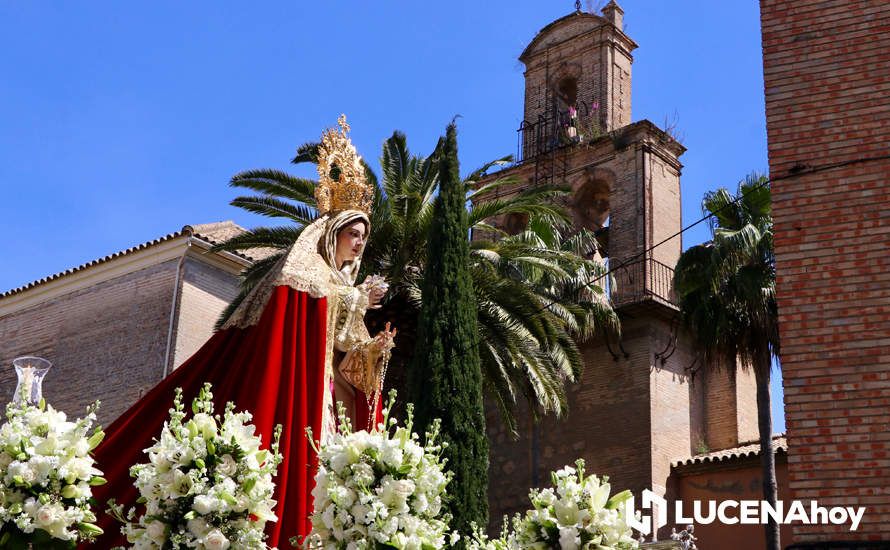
[481,2,760,537]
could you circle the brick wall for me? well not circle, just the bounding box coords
[650,318,696,498]
[486,318,655,526]
[735,365,760,445]
[761,0,890,542]
[698,362,760,452]
[486,313,733,539]
[0,261,178,426]
[646,151,683,268]
[171,255,241,371]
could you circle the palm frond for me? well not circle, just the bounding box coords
[464,154,514,183]
[381,131,411,197]
[209,226,303,253]
[230,169,317,206]
[214,289,249,332]
[230,196,318,224]
[291,141,319,165]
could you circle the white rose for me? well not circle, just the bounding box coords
[187,517,210,537]
[35,504,61,526]
[216,454,237,477]
[145,520,166,542]
[204,529,230,550]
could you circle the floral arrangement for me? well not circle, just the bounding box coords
[465,521,518,550]
[0,398,106,548]
[110,384,282,550]
[467,459,638,550]
[304,393,458,550]
[514,460,637,550]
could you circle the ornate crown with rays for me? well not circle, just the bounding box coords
[314,115,374,215]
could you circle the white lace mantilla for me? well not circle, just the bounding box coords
[221,217,338,330]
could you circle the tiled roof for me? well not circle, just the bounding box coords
[673,434,787,469]
[0,221,276,299]
[184,222,278,262]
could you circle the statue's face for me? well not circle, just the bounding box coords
[335,220,367,267]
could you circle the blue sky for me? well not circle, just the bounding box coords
[0,1,782,432]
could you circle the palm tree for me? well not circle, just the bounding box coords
[673,174,780,550]
[213,130,618,434]
[470,218,617,434]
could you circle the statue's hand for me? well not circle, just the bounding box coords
[374,322,397,352]
[359,275,388,310]
[368,287,386,309]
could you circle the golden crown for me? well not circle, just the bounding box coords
[315,115,373,215]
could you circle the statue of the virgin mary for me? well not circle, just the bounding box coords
[87,116,395,548]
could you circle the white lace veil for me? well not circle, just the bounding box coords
[221,210,371,330]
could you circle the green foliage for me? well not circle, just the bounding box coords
[470,220,617,434]
[674,173,778,373]
[0,526,77,549]
[408,123,488,542]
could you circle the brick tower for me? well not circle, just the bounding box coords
[481,3,759,535]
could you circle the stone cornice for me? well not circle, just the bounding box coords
[613,120,687,171]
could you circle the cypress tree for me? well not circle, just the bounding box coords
[408,123,489,539]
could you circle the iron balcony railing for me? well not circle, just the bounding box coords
[606,257,678,309]
[516,100,600,163]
